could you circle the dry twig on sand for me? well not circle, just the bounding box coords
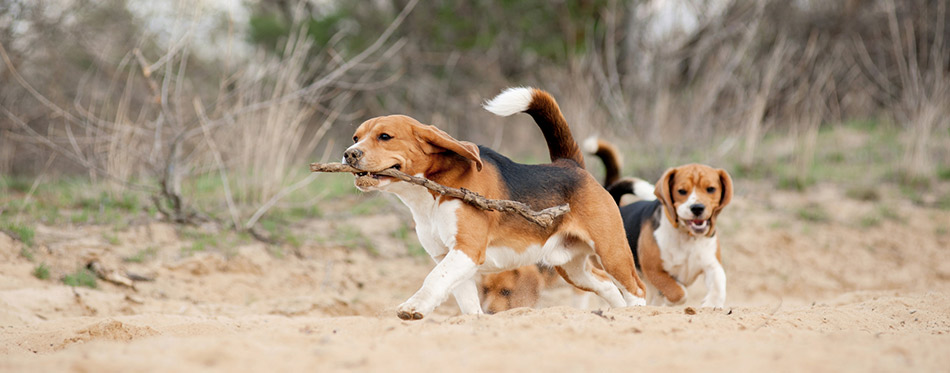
[310,162,570,227]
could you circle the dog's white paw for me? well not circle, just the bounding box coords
[396,300,427,320]
[628,296,647,306]
[700,299,725,309]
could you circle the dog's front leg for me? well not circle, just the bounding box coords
[397,249,478,320]
[451,277,483,315]
[700,263,726,308]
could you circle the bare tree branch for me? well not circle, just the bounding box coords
[1,106,156,192]
[309,162,570,228]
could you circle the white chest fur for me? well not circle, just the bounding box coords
[383,180,576,273]
[653,214,719,286]
[383,180,460,260]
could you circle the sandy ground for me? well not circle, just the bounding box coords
[1,182,949,372]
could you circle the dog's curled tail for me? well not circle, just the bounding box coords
[605,177,656,205]
[483,87,584,167]
[582,136,624,186]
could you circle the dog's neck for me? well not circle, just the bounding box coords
[382,175,440,217]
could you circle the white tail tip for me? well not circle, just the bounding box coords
[632,178,656,201]
[582,136,600,154]
[483,87,534,117]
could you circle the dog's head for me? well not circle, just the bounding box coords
[654,164,733,237]
[343,115,482,191]
[480,266,545,314]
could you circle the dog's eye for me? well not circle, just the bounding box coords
[482,286,489,295]
[500,289,511,297]
[352,136,358,143]
[378,133,393,141]
[706,187,716,193]
[677,189,687,196]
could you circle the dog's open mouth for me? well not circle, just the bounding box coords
[686,219,708,233]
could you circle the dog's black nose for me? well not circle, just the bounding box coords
[690,204,705,216]
[343,148,363,164]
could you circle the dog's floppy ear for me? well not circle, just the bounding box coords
[416,125,483,171]
[707,168,733,237]
[712,168,733,217]
[654,167,678,227]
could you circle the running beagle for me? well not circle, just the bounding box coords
[587,138,733,308]
[343,88,647,320]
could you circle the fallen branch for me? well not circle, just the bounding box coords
[310,162,570,227]
[87,260,136,290]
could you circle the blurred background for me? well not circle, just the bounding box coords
[1,0,948,241]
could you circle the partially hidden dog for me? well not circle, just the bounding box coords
[342,87,647,320]
[585,137,733,308]
[479,265,563,314]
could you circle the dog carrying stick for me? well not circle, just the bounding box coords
[310,162,570,227]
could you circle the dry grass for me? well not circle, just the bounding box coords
[1,0,948,228]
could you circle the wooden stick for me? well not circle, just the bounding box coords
[310,162,570,227]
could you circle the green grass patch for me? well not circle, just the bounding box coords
[0,176,34,193]
[858,215,881,228]
[19,247,34,261]
[347,198,378,216]
[70,210,90,224]
[393,224,426,257]
[896,171,932,191]
[0,176,150,226]
[937,166,950,181]
[334,225,376,254]
[876,204,901,221]
[179,227,255,257]
[777,174,813,191]
[267,246,286,259]
[796,204,830,223]
[33,263,50,280]
[180,229,219,256]
[287,205,322,219]
[898,184,926,205]
[1,223,35,247]
[124,247,158,263]
[258,216,302,248]
[314,176,361,199]
[937,193,950,210]
[845,186,880,202]
[62,268,97,288]
[182,240,208,256]
[103,232,120,245]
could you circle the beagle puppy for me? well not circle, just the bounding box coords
[343,88,647,320]
[480,265,593,313]
[587,139,733,308]
[479,265,561,314]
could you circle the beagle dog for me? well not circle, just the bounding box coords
[587,138,733,308]
[479,265,561,314]
[343,88,647,320]
[480,265,593,313]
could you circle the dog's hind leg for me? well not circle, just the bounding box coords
[589,223,648,306]
[555,254,626,308]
